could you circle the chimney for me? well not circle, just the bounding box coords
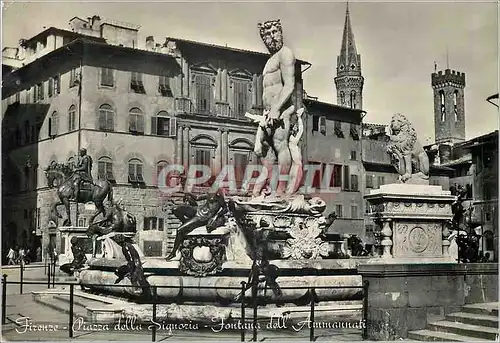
[146,36,155,51]
[91,15,101,31]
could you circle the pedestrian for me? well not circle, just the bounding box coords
[19,247,26,270]
[7,247,16,265]
[36,246,42,262]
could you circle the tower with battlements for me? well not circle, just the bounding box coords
[334,3,364,110]
[431,69,466,144]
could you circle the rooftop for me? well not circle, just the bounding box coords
[166,36,311,66]
[20,27,106,47]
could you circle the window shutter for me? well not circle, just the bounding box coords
[106,113,113,131]
[48,79,53,97]
[343,165,350,190]
[56,75,61,93]
[137,115,144,133]
[129,115,137,131]
[169,118,177,137]
[98,111,106,130]
[151,116,157,135]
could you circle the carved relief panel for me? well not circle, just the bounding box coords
[392,222,442,258]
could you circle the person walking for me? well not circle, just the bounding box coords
[7,247,16,265]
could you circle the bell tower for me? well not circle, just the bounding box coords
[431,69,466,144]
[334,3,364,110]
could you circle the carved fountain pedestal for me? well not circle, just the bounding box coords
[365,183,456,263]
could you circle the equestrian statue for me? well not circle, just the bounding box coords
[45,148,113,226]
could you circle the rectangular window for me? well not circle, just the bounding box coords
[350,124,360,140]
[343,165,350,190]
[233,79,249,118]
[319,116,326,134]
[48,78,54,97]
[310,162,322,189]
[157,117,170,136]
[32,86,37,102]
[312,116,319,132]
[69,69,77,87]
[350,174,359,191]
[233,152,248,187]
[38,82,44,100]
[377,176,385,188]
[335,205,343,218]
[366,175,373,188]
[195,74,212,114]
[130,72,145,93]
[334,121,344,138]
[333,164,342,187]
[54,75,61,94]
[159,76,173,97]
[350,151,357,160]
[195,149,212,185]
[101,68,114,87]
[351,205,358,218]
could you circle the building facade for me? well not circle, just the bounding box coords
[303,98,364,235]
[2,16,308,260]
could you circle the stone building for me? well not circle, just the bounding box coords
[303,98,365,235]
[2,15,311,259]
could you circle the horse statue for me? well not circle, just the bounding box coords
[45,161,113,226]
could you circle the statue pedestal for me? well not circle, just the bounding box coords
[365,184,456,263]
[58,226,103,265]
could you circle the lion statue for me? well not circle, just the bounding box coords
[386,113,430,182]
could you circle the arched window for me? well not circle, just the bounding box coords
[128,158,144,184]
[439,90,446,121]
[68,105,76,131]
[350,91,356,109]
[129,107,144,134]
[49,111,59,136]
[97,156,115,182]
[98,104,114,131]
[152,111,176,137]
[340,92,345,106]
[453,90,458,122]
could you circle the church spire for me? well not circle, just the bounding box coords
[337,2,361,76]
[335,2,364,109]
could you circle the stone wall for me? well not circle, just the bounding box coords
[358,263,498,340]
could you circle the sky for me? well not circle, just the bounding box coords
[2,0,498,143]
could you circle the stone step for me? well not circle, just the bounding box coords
[462,303,499,316]
[408,329,491,342]
[426,320,498,340]
[446,311,499,328]
[33,293,89,319]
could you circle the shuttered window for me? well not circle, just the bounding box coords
[195,74,212,114]
[233,79,249,118]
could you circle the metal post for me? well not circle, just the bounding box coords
[362,280,369,340]
[152,286,157,342]
[69,284,74,338]
[47,262,51,289]
[309,288,315,342]
[252,281,258,342]
[240,281,246,342]
[20,262,24,294]
[2,274,7,325]
[52,260,56,288]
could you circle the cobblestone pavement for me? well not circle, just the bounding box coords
[1,265,364,341]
